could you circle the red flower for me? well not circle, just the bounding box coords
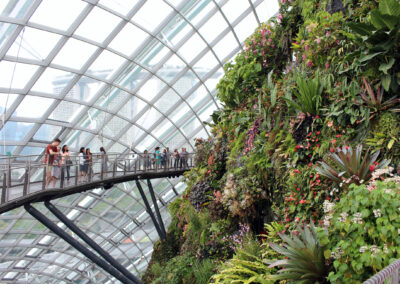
[369,165,375,171]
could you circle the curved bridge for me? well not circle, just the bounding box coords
[0,153,194,284]
[0,153,194,214]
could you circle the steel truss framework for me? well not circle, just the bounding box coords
[0,0,278,282]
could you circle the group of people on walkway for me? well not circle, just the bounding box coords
[44,138,190,188]
[141,147,190,170]
[44,138,108,188]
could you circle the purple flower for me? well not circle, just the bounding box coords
[306,60,313,67]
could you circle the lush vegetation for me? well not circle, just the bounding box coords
[143,0,400,283]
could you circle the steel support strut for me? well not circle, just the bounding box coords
[135,180,166,240]
[44,201,142,284]
[24,204,136,284]
[146,179,166,237]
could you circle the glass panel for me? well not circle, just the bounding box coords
[169,103,191,124]
[95,87,130,111]
[135,135,156,152]
[189,1,215,27]
[158,14,192,47]
[254,0,279,23]
[204,68,224,92]
[153,89,180,114]
[31,67,74,95]
[108,142,126,153]
[141,43,170,70]
[0,121,33,141]
[120,125,145,147]
[212,31,238,61]
[219,0,248,22]
[193,50,219,76]
[0,23,17,52]
[198,101,217,121]
[87,50,125,80]
[0,61,38,89]
[115,63,149,92]
[103,116,129,137]
[49,101,84,123]
[86,136,111,152]
[12,95,54,118]
[7,27,61,61]
[108,23,149,57]
[182,117,202,136]
[75,7,121,44]
[198,11,227,44]
[136,107,162,129]
[29,0,86,31]
[234,12,258,43]
[52,38,97,70]
[33,124,62,141]
[173,71,199,95]
[137,76,167,102]
[119,95,146,121]
[156,54,186,83]
[0,0,34,19]
[19,146,43,156]
[151,120,173,138]
[0,93,19,114]
[132,0,173,33]
[65,76,104,102]
[178,33,206,63]
[186,85,209,109]
[77,108,111,131]
[99,0,139,16]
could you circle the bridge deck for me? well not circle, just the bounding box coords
[0,153,194,214]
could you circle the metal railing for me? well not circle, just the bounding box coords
[364,259,400,284]
[0,152,194,205]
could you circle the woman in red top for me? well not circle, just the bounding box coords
[44,138,61,188]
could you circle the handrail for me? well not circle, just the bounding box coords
[364,259,400,284]
[0,152,195,211]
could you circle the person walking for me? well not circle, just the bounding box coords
[155,147,161,170]
[173,149,180,169]
[61,145,72,184]
[86,148,93,179]
[44,138,61,188]
[50,146,61,188]
[78,147,87,183]
[180,147,188,168]
[143,150,150,170]
[99,147,108,175]
[161,149,167,169]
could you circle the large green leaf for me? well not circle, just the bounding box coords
[347,22,374,36]
[359,51,383,62]
[382,74,391,91]
[379,0,400,16]
[379,57,395,74]
[370,10,387,29]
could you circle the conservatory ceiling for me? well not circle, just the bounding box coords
[0,0,278,282]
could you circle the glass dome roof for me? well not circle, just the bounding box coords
[0,0,278,282]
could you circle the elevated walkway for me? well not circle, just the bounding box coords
[0,153,194,214]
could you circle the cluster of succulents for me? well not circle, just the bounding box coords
[189,180,212,210]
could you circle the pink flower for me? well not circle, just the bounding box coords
[369,165,375,171]
[302,54,306,60]
[281,0,286,3]
[315,38,321,44]
[336,40,340,45]
[326,31,331,37]
[277,13,283,22]
[305,44,309,51]
[266,29,271,35]
[306,60,313,67]
[325,62,330,69]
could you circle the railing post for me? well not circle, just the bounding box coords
[60,166,65,189]
[123,160,126,175]
[2,173,7,204]
[75,164,79,186]
[23,166,29,196]
[88,165,92,182]
[42,165,46,190]
[7,157,11,188]
[134,160,137,174]
[113,160,117,177]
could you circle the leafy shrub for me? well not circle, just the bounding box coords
[318,180,400,282]
[286,73,323,116]
[268,222,328,283]
[316,145,390,186]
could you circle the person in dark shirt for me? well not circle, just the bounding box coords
[44,138,61,188]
